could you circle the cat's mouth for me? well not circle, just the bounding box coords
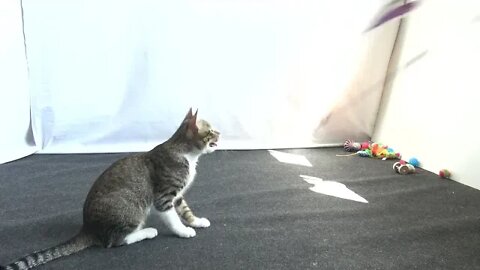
[207,130,220,148]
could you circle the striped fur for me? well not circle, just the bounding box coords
[175,197,197,224]
[174,197,210,228]
[1,231,94,270]
[1,108,218,269]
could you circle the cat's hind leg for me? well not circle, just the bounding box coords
[123,227,158,245]
[94,199,153,247]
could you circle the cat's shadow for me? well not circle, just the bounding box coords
[9,211,186,246]
[0,213,82,258]
[42,218,83,240]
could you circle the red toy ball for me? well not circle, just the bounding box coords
[361,141,370,150]
[439,169,451,179]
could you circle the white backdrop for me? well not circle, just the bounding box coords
[21,0,400,154]
[0,0,37,163]
[373,0,480,190]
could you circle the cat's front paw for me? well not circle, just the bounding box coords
[143,228,159,239]
[175,226,196,238]
[190,217,210,228]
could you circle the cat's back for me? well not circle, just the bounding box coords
[87,153,151,197]
[105,153,149,178]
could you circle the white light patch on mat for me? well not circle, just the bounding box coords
[300,175,368,203]
[268,150,312,167]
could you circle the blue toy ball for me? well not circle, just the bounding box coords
[408,157,420,167]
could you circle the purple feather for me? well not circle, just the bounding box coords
[367,1,421,31]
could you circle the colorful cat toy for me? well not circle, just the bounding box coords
[342,140,401,160]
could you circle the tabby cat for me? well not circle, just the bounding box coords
[1,108,220,270]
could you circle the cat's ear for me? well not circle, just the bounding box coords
[192,109,198,122]
[187,109,199,133]
[184,108,194,122]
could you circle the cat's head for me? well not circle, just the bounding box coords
[172,108,220,154]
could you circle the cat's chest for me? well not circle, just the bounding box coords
[180,154,199,195]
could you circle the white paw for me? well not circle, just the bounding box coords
[123,227,158,245]
[175,226,196,238]
[143,228,158,239]
[190,217,211,228]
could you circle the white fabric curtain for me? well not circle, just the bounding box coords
[20,0,399,154]
[0,0,37,164]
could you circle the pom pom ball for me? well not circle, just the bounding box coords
[408,157,420,167]
[361,141,370,150]
[357,150,372,157]
[344,140,361,152]
[439,169,451,178]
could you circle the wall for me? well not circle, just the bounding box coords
[373,0,480,189]
[0,0,36,163]
[22,0,398,153]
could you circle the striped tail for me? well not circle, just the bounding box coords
[1,231,94,270]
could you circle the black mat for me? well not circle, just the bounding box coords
[1,148,479,270]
